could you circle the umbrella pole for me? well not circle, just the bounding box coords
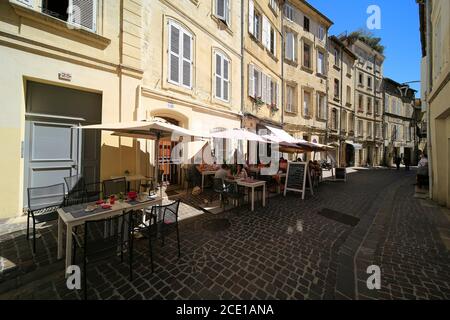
[154,133,162,198]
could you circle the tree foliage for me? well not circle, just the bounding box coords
[347,29,385,54]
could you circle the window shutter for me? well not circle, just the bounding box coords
[248,64,255,98]
[261,73,266,102]
[70,0,97,32]
[225,0,230,26]
[267,76,272,105]
[215,53,222,99]
[223,58,229,101]
[275,82,279,107]
[182,32,192,88]
[17,0,33,8]
[216,0,225,20]
[317,52,323,74]
[248,0,254,35]
[273,30,277,56]
[262,15,269,49]
[286,32,293,60]
[169,23,180,84]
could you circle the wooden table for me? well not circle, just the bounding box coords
[57,196,162,272]
[235,179,266,212]
[201,170,217,191]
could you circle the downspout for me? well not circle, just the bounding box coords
[339,43,343,167]
[240,0,245,129]
[425,0,433,198]
[281,5,285,127]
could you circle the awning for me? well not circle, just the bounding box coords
[345,140,363,150]
[210,128,266,142]
[264,125,323,151]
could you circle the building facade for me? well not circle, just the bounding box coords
[419,0,450,208]
[341,36,384,167]
[382,78,417,167]
[242,0,283,134]
[281,0,333,152]
[0,0,143,219]
[327,35,357,167]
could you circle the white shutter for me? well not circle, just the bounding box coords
[261,73,266,102]
[275,82,279,107]
[168,22,180,84]
[286,32,293,61]
[248,64,255,98]
[273,29,277,56]
[215,53,223,99]
[182,32,192,88]
[17,0,33,8]
[267,76,272,105]
[317,52,323,74]
[262,15,269,49]
[216,0,226,20]
[248,0,254,35]
[225,0,230,26]
[223,57,229,101]
[70,0,97,32]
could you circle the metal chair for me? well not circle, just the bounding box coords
[64,175,102,205]
[151,200,181,258]
[72,211,133,300]
[102,177,127,198]
[213,178,228,210]
[224,181,246,207]
[27,183,65,253]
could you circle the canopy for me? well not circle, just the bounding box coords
[264,125,326,151]
[79,118,209,139]
[345,140,363,150]
[210,128,266,142]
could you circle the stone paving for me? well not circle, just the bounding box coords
[0,168,449,300]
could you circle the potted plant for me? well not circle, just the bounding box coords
[254,97,264,107]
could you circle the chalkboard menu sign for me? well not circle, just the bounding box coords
[284,162,313,199]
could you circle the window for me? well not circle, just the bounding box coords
[42,0,97,32]
[303,90,311,117]
[254,11,262,40]
[334,48,340,67]
[341,110,347,132]
[249,1,262,41]
[349,114,355,132]
[334,79,340,99]
[214,52,230,102]
[318,25,325,41]
[358,94,364,112]
[346,85,351,105]
[375,99,380,115]
[303,42,311,69]
[303,16,310,32]
[383,123,388,139]
[331,108,338,130]
[285,31,296,61]
[269,0,279,13]
[215,0,230,26]
[286,85,296,113]
[317,93,327,120]
[384,94,390,112]
[317,51,325,75]
[168,21,193,89]
[403,125,408,141]
[269,25,276,56]
[367,76,372,89]
[367,122,373,138]
[284,3,293,21]
[358,73,364,85]
[248,64,261,98]
[270,80,278,107]
[367,97,372,114]
[375,123,381,138]
[358,119,364,136]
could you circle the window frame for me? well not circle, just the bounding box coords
[168,20,194,89]
[214,51,231,102]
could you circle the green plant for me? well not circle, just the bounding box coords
[347,29,385,54]
[254,97,264,106]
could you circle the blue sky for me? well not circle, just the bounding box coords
[307,0,422,96]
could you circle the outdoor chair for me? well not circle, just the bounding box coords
[224,181,246,207]
[130,209,157,273]
[102,177,127,198]
[72,212,133,300]
[139,177,155,194]
[27,183,65,253]
[64,175,101,205]
[147,200,181,258]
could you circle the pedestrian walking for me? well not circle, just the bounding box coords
[395,156,401,170]
[404,156,410,171]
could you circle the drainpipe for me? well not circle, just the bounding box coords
[240,0,245,129]
[425,0,433,198]
[281,6,285,127]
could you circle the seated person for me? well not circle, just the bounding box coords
[279,157,288,173]
[214,164,231,180]
[235,164,248,179]
[187,164,202,187]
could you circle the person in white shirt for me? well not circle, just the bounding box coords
[215,164,231,180]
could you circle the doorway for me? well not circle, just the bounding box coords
[23,81,102,207]
[158,117,181,186]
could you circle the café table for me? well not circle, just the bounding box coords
[235,178,266,212]
[201,170,217,191]
[57,195,162,272]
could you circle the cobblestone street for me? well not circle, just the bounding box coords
[0,168,449,300]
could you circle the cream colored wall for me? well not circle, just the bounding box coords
[244,0,282,124]
[141,0,241,124]
[282,1,330,136]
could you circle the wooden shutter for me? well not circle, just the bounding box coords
[248,64,255,98]
[223,57,229,101]
[248,0,254,35]
[71,0,97,32]
[262,15,269,49]
[182,32,192,88]
[168,22,180,84]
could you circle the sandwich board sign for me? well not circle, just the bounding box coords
[283,162,314,199]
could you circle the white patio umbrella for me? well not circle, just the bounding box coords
[78,118,210,192]
[210,128,267,142]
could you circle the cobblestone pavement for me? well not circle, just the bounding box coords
[0,168,449,300]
